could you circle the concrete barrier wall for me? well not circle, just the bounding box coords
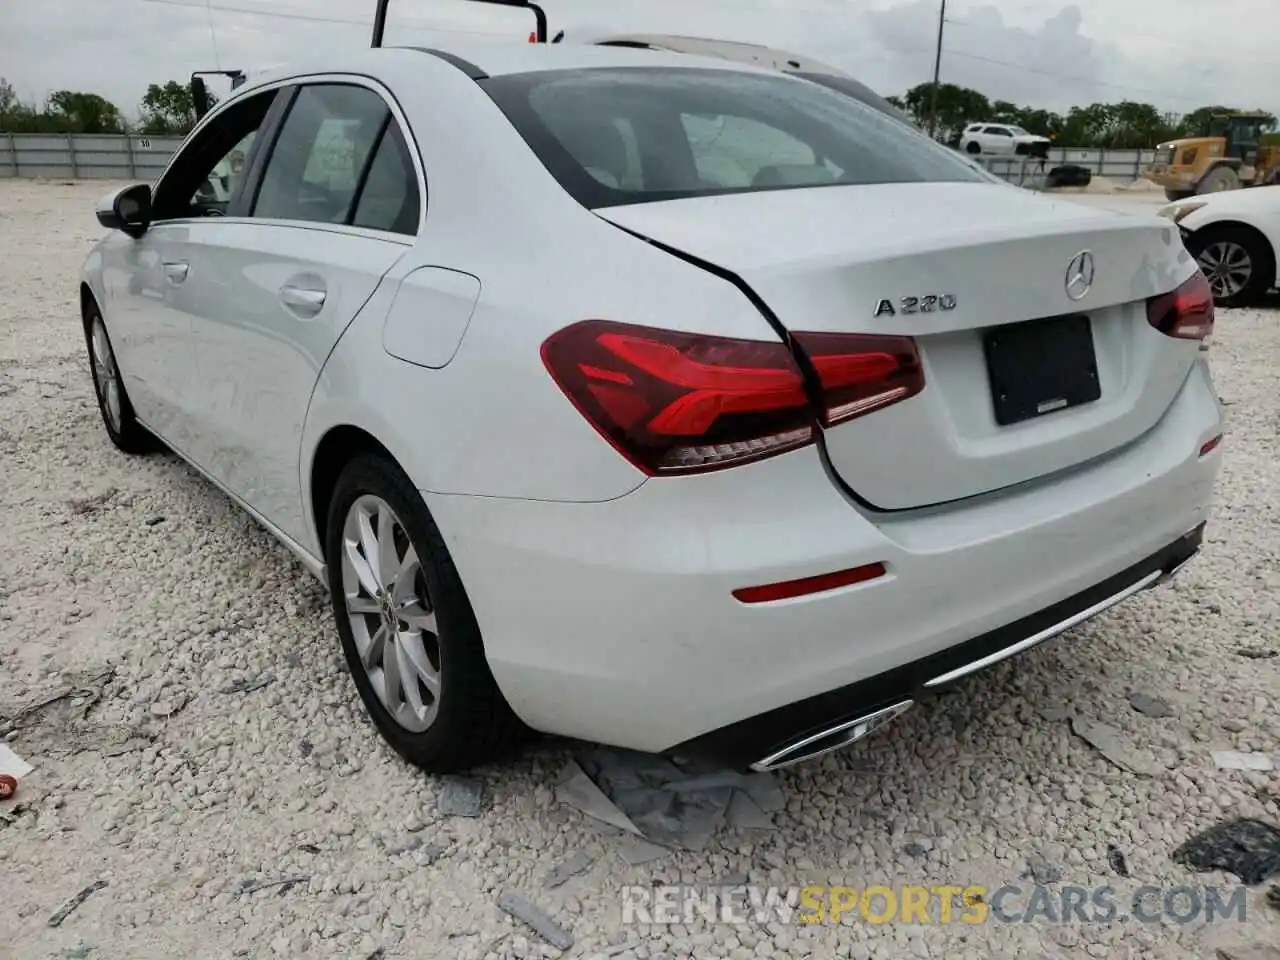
[977,148,1158,184]
[0,133,187,181]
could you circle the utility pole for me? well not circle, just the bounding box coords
[926,0,946,139]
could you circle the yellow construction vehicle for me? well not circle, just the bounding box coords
[1143,111,1280,200]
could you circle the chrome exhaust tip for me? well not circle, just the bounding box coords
[1153,551,1198,587]
[749,700,914,773]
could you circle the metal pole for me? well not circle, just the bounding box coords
[529,2,547,42]
[371,0,389,47]
[124,131,136,180]
[926,0,946,139]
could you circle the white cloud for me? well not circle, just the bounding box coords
[1,0,1275,120]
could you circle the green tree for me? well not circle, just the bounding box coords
[139,80,213,135]
[0,77,16,117]
[47,90,124,133]
[902,82,991,143]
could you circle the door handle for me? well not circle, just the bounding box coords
[163,261,189,284]
[279,284,326,316]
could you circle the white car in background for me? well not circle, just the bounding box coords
[961,122,1051,157]
[81,42,1221,775]
[1159,186,1280,307]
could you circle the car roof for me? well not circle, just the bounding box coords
[236,40,789,92]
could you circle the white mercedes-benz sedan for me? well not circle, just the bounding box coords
[80,42,1223,774]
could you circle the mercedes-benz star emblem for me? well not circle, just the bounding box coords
[1065,250,1095,301]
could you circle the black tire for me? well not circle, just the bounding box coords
[1196,165,1240,195]
[83,302,153,455]
[324,453,527,772]
[1184,224,1276,308]
[1165,189,1194,202]
[965,141,981,155]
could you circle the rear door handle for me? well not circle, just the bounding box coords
[163,261,189,284]
[279,284,326,317]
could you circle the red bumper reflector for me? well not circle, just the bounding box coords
[733,562,887,604]
[1200,433,1223,457]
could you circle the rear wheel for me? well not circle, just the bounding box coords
[1196,166,1240,195]
[84,305,152,454]
[325,453,527,772]
[1185,224,1275,307]
[965,141,981,155]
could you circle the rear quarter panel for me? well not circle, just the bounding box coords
[298,56,792,544]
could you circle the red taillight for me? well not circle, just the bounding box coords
[541,320,925,475]
[792,332,925,426]
[1147,271,1215,341]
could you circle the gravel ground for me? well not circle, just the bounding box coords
[1,179,1279,960]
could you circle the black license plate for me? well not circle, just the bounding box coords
[983,314,1100,426]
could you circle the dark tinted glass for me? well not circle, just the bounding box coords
[351,123,421,235]
[481,67,986,208]
[254,84,389,224]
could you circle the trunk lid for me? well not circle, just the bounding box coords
[597,182,1200,510]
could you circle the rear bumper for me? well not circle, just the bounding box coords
[429,356,1222,759]
[671,522,1203,770]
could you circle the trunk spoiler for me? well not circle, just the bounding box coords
[370,0,549,47]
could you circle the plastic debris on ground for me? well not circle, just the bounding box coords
[435,776,485,818]
[1172,819,1280,885]
[0,742,33,798]
[48,881,108,927]
[1212,751,1275,772]
[1106,844,1130,878]
[496,889,574,951]
[556,748,783,852]
[543,852,593,889]
[1070,716,1162,776]
[1128,692,1172,717]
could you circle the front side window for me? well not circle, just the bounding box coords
[481,67,985,208]
[254,84,395,225]
[151,90,277,220]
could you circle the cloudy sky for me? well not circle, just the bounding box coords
[2,0,1276,121]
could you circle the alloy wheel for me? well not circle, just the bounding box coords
[340,494,442,733]
[1196,241,1252,300]
[90,317,123,433]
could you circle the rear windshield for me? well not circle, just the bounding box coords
[480,67,986,208]
[788,71,913,127]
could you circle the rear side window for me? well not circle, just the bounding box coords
[481,67,985,208]
[254,83,418,232]
[351,123,421,235]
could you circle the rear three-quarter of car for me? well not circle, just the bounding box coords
[82,44,1223,773]
[1159,187,1280,307]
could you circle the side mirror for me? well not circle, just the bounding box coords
[96,184,152,238]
